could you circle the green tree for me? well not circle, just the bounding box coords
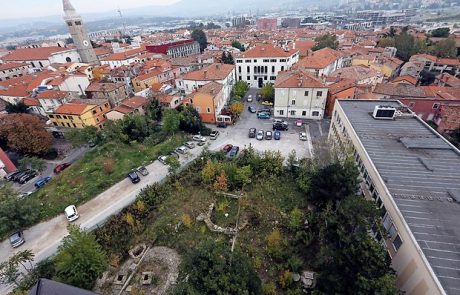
[202,160,217,184]
[65,126,100,147]
[191,29,208,52]
[234,165,252,188]
[145,98,163,121]
[165,156,181,177]
[312,33,338,51]
[0,184,40,239]
[231,41,245,51]
[55,225,107,290]
[230,102,244,116]
[0,260,20,286]
[430,38,457,58]
[430,27,450,37]
[179,105,206,134]
[289,207,302,231]
[175,239,262,294]
[377,37,395,48]
[414,38,429,54]
[162,109,180,135]
[395,31,415,61]
[119,114,151,142]
[5,102,28,114]
[260,83,275,103]
[232,81,250,98]
[18,157,46,174]
[221,51,234,64]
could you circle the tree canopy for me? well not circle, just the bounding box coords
[260,83,275,102]
[55,225,107,290]
[175,239,262,295]
[221,51,235,64]
[191,29,208,52]
[430,27,450,38]
[231,41,245,51]
[312,33,338,51]
[162,109,181,135]
[0,114,53,155]
[5,102,28,114]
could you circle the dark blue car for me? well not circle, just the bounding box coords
[257,112,270,119]
[35,176,52,189]
[274,131,281,140]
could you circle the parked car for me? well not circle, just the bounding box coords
[54,163,71,174]
[192,135,207,142]
[137,166,149,176]
[19,170,37,184]
[227,146,240,158]
[249,128,257,138]
[248,106,257,113]
[274,131,281,140]
[18,191,34,198]
[34,176,51,189]
[256,130,264,140]
[185,142,195,149]
[257,112,270,119]
[259,108,272,115]
[158,156,168,165]
[222,144,233,153]
[4,171,21,181]
[247,95,253,102]
[9,231,25,248]
[273,121,289,131]
[265,131,273,140]
[176,146,188,154]
[64,205,79,222]
[299,132,308,141]
[261,101,274,106]
[216,122,227,128]
[128,171,140,184]
[13,170,31,182]
[210,130,220,140]
[296,119,304,127]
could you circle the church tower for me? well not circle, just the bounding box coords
[63,0,99,64]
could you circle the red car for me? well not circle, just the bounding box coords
[54,163,71,174]
[222,144,233,153]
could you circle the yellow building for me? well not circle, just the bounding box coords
[132,69,161,92]
[351,55,374,67]
[48,100,110,129]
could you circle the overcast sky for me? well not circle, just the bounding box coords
[1,0,180,19]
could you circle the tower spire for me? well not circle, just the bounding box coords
[63,0,75,13]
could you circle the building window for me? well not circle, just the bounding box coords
[247,66,250,73]
[312,111,320,116]
[302,111,307,116]
[75,21,81,26]
[39,61,43,67]
[270,76,276,80]
[207,108,211,113]
[279,110,284,115]
[272,66,275,73]
[291,100,296,105]
[236,60,242,63]
[388,224,397,239]
[264,76,267,80]
[67,21,73,26]
[270,59,277,62]
[290,110,296,116]
[304,91,309,96]
[245,60,251,63]
[317,91,323,97]
[393,234,403,251]
[247,76,250,80]
[253,59,257,63]
[432,103,440,109]
[263,59,269,62]
[238,66,241,73]
[281,66,285,71]
[280,59,286,62]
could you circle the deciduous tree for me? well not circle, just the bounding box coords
[312,33,338,51]
[260,83,275,102]
[0,114,53,155]
[191,29,208,52]
[229,102,244,116]
[162,109,180,135]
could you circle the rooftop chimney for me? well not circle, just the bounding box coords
[204,70,208,78]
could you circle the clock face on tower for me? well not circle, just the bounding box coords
[83,40,89,47]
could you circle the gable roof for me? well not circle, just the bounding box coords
[0,62,29,71]
[4,47,69,62]
[55,102,92,115]
[274,70,326,88]
[195,81,224,95]
[297,47,343,70]
[120,96,148,109]
[392,75,418,85]
[183,63,235,81]
[237,44,298,58]
[28,278,100,295]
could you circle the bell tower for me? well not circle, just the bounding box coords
[63,0,99,64]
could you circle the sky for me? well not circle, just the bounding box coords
[0,0,180,19]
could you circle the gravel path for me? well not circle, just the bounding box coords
[145,247,180,295]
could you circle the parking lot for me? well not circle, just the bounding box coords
[208,88,330,159]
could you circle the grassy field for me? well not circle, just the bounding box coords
[33,133,187,220]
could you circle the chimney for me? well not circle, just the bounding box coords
[204,70,207,78]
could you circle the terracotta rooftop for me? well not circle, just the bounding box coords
[392,75,418,86]
[237,44,298,58]
[0,62,28,71]
[373,83,427,98]
[36,91,70,100]
[183,63,235,81]
[23,97,41,107]
[55,102,91,115]
[86,82,124,92]
[195,81,223,96]
[101,46,147,61]
[0,147,17,173]
[0,84,29,97]
[274,70,326,88]
[120,96,148,109]
[297,47,344,70]
[330,65,382,82]
[112,104,134,114]
[328,79,357,95]
[3,47,69,62]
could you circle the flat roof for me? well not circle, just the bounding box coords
[338,100,460,295]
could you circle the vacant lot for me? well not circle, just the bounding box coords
[33,133,187,220]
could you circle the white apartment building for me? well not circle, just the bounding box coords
[176,63,236,102]
[0,62,31,81]
[274,70,328,120]
[329,100,460,295]
[235,44,299,88]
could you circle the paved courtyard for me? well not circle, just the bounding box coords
[208,88,330,159]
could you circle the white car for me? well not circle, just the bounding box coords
[210,130,220,140]
[64,205,79,222]
[247,95,253,102]
[299,132,308,141]
[192,135,207,142]
[176,146,188,154]
[18,191,33,198]
[158,155,168,165]
[185,142,195,149]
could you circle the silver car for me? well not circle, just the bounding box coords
[176,146,188,154]
[256,130,264,141]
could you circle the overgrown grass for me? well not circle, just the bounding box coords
[33,133,187,220]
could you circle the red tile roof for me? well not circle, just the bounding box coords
[55,102,91,115]
[392,75,418,85]
[0,62,28,71]
[23,97,41,106]
[0,147,17,173]
[195,81,223,95]
[274,70,326,88]
[120,96,148,109]
[183,63,235,81]
[3,47,69,61]
[297,47,343,70]
[237,44,298,58]
[0,84,29,97]
[86,82,124,92]
[36,90,70,99]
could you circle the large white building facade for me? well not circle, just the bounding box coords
[329,99,460,295]
[235,44,299,88]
